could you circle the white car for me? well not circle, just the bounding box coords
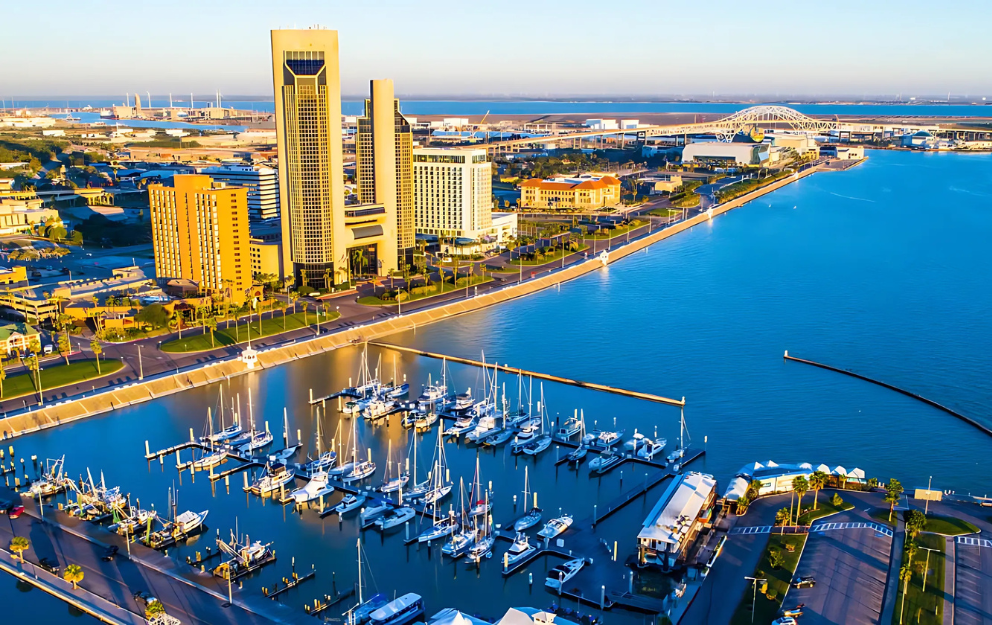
[772,618,797,625]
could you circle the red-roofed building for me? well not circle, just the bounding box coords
[520,174,621,210]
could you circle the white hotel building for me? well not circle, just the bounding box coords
[201,164,280,222]
[413,147,516,253]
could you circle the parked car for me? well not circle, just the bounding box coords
[791,576,816,588]
[38,557,60,575]
[772,618,797,625]
[43,344,53,355]
[101,545,119,561]
[781,604,805,617]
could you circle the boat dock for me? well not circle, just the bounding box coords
[304,589,356,617]
[369,342,686,407]
[262,565,316,599]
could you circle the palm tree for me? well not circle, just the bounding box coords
[57,331,71,365]
[792,476,809,524]
[301,301,308,325]
[809,471,828,510]
[885,478,904,522]
[0,356,6,398]
[905,540,919,565]
[90,340,102,374]
[898,564,912,624]
[63,564,84,589]
[323,268,332,291]
[205,316,218,348]
[25,354,41,401]
[775,507,790,526]
[746,479,763,501]
[10,536,29,562]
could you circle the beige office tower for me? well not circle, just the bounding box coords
[270,28,345,286]
[356,79,413,270]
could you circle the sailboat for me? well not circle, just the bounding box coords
[378,440,409,493]
[193,407,228,470]
[201,387,241,443]
[467,455,490,518]
[342,408,376,482]
[404,431,432,501]
[565,410,588,465]
[344,539,387,624]
[522,384,552,456]
[233,390,273,454]
[422,428,452,505]
[301,406,337,475]
[349,343,382,399]
[513,467,542,532]
[666,406,689,467]
[417,360,449,404]
[442,478,476,558]
[466,492,494,563]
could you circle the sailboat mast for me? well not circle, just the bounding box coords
[248,389,254,431]
[356,539,363,604]
[219,386,225,429]
[207,407,214,452]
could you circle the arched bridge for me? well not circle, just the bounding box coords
[481,105,839,153]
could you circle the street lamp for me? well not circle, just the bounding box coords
[924,475,933,515]
[919,545,940,592]
[744,576,766,624]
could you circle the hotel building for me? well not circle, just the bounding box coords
[413,147,493,242]
[149,174,250,303]
[201,164,280,222]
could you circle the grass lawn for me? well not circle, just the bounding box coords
[796,494,855,526]
[730,533,807,625]
[923,513,980,536]
[505,244,588,267]
[357,277,493,306]
[1,358,124,400]
[892,533,945,625]
[870,507,899,527]
[159,312,337,353]
[648,207,682,217]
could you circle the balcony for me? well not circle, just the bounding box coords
[345,206,385,218]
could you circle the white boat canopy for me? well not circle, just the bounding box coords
[831,466,848,476]
[816,464,832,474]
[847,468,866,480]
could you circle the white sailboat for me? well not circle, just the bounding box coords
[513,467,542,531]
[422,428,452,504]
[378,440,409,493]
[342,408,376,482]
[522,384,552,456]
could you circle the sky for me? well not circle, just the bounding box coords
[3,0,991,99]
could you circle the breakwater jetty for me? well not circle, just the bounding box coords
[0,163,827,441]
[784,350,992,438]
[369,342,685,406]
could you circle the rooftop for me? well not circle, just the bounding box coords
[638,471,716,546]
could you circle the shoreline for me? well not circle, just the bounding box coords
[0,161,833,440]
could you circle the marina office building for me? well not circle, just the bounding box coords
[637,471,717,570]
[271,28,404,286]
[149,175,251,304]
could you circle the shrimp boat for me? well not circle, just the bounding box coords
[109,506,158,535]
[375,506,415,530]
[504,533,535,566]
[213,529,275,580]
[28,456,72,498]
[513,467,542,531]
[143,488,208,549]
[290,470,333,504]
[537,513,573,540]
[69,469,127,519]
[545,558,586,591]
[253,462,296,495]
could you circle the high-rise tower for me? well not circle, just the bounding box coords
[356,79,413,269]
[270,28,345,286]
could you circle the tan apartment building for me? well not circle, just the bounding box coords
[413,147,493,244]
[519,174,621,210]
[272,29,400,286]
[149,174,250,304]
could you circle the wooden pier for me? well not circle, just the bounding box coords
[369,342,686,407]
[263,566,316,599]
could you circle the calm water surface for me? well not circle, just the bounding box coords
[3,150,991,620]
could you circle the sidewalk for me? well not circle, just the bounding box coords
[944,535,955,625]
[880,517,906,624]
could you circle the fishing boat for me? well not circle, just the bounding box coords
[369,593,424,625]
[417,513,459,542]
[556,412,582,439]
[444,414,476,437]
[537,514,573,540]
[374,506,415,530]
[504,533,536,566]
[360,500,394,524]
[513,468,542,531]
[331,493,366,515]
[638,438,667,460]
[213,530,274,580]
[28,456,72,498]
[254,462,296,495]
[290,470,333,504]
[145,508,209,549]
[545,558,586,591]
[110,506,158,535]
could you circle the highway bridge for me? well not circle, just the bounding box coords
[480,105,839,154]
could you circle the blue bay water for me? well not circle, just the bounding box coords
[2,149,991,620]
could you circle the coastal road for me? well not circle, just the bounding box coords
[787,517,892,625]
[955,539,992,625]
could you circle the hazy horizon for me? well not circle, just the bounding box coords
[3,0,990,98]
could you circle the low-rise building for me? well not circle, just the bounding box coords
[764,133,820,158]
[682,142,770,166]
[250,237,282,278]
[519,174,621,210]
[0,322,40,356]
[637,471,717,570]
[0,266,28,285]
[819,145,865,160]
[639,173,683,195]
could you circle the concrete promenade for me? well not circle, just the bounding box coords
[0,163,826,440]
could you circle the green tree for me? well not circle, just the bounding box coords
[746,479,763,500]
[898,564,912,623]
[905,509,927,540]
[135,303,169,329]
[885,479,904,522]
[63,563,84,589]
[905,540,919,566]
[90,339,102,374]
[0,356,5,398]
[145,599,166,618]
[205,316,218,348]
[775,507,790,526]
[9,536,29,562]
[809,470,828,511]
[58,332,71,365]
[28,337,41,358]
[25,354,41,399]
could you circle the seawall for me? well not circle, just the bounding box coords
[0,164,825,439]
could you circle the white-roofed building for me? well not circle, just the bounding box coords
[682,142,770,166]
[637,471,717,570]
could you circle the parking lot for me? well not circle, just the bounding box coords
[955,538,992,625]
[786,523,892,624]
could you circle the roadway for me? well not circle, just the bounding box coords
[955,538,992,625]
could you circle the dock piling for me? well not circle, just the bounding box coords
[189,428,194,443]
[145,441,150,456]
